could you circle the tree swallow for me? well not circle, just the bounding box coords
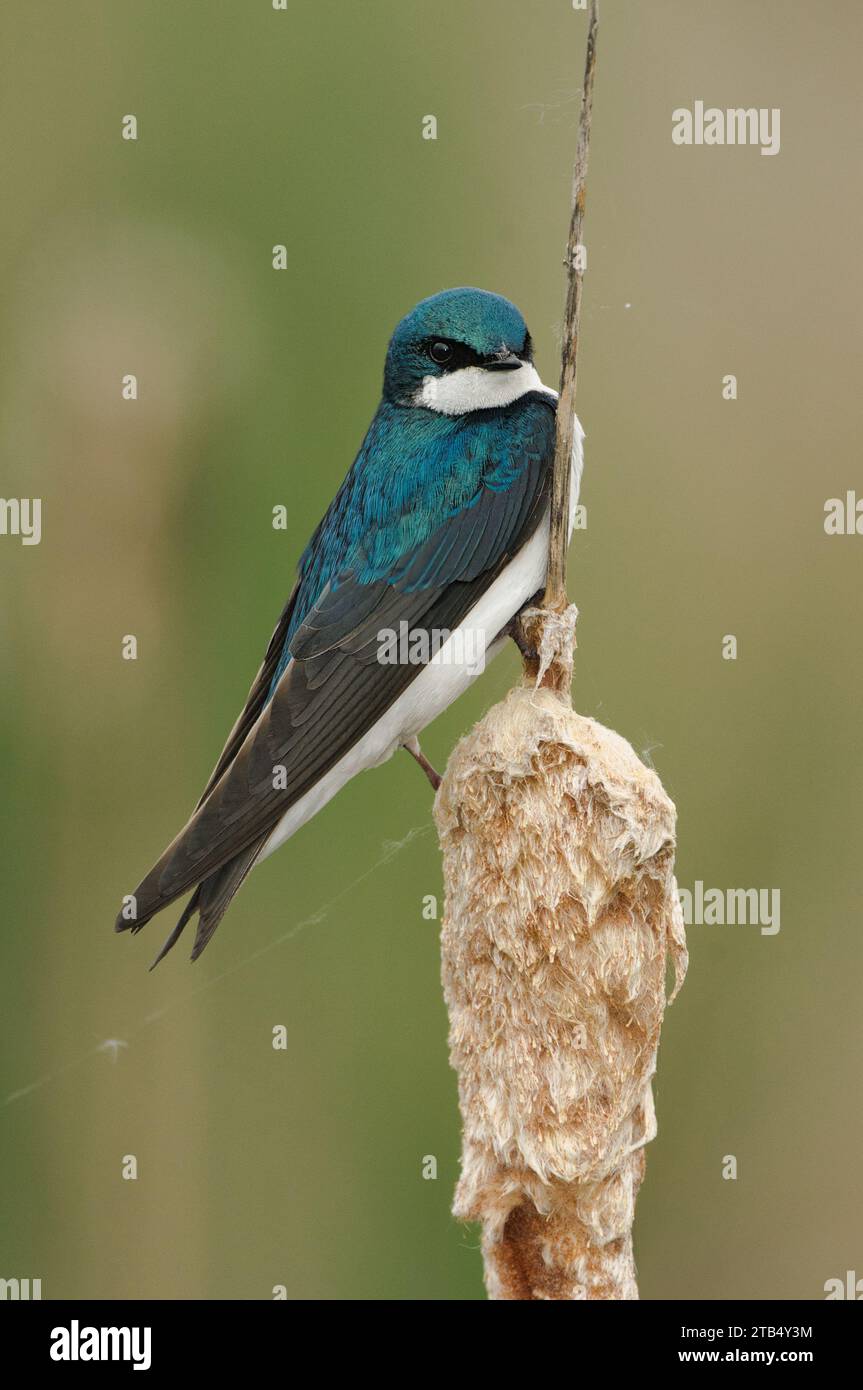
[116,287,584,964]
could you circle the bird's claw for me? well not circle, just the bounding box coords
[403,737,442,792]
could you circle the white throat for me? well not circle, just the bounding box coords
[415,362,554,416]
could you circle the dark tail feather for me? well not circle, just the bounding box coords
[148,889,201,971]
[149,837,267,970]
[190,840,264,961]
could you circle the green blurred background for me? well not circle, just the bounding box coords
[1,0,861,1300]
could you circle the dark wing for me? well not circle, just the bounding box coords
[195,584,301,808]
[117,395,555,960]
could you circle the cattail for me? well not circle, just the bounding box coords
[435,666,687,1300]
[433,1,685,1299]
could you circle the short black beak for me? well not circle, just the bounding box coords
[483,351,523,373]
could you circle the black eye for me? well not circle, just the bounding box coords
[428,341,453,365]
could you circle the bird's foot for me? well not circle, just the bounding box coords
[502,611,539,662]
[403,736,442,792]
[517,602,579,690]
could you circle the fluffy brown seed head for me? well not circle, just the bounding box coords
[435,684,687,1300]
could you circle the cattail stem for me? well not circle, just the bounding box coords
[519,0,598,694]
[543,0,599,621]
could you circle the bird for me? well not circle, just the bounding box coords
[116,286,584,966]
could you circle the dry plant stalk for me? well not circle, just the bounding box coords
[435,1,688,1300]
[544,0,599,621]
